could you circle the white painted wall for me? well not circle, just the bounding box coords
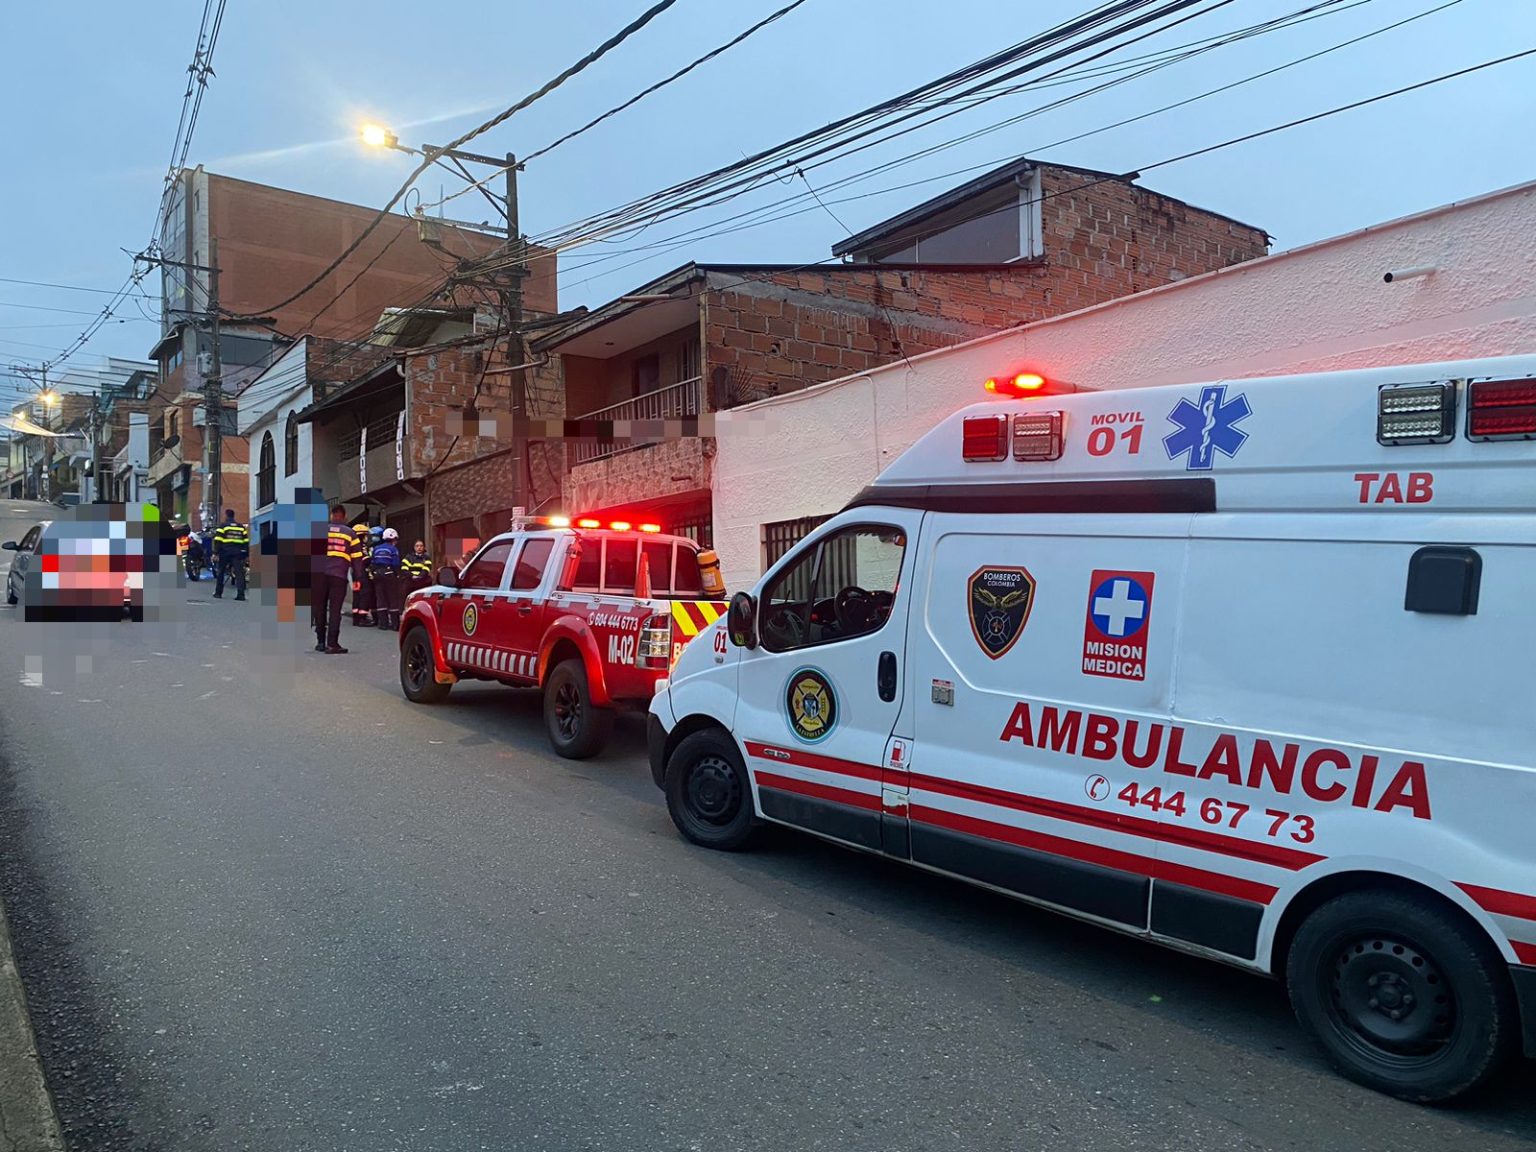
[713,181,1536,592]
[241,340,316,528]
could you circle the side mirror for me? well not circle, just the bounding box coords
[1,541,16,551]
[436,565,460,589]
[727,590,758,650]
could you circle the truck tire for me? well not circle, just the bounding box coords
[544,658,613,759]
[665,728,758,851]
[1286,889,1516,1103]
[400,625,452,704]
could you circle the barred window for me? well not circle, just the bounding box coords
[256,431,276,509]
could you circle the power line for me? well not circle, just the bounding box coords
[227,0,684,322]
[0,276,141,297]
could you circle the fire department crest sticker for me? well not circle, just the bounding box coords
[462,601,479,637]
[785,668,838,744]
[968,565,1036,659]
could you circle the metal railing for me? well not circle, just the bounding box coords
[572,376,701,465]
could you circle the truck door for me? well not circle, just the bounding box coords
[503,535,556,681]
[438,538,516,671]
[735,512,923,852]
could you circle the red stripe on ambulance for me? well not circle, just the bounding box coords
[754,771,882,812]
[1457,882,1536,924]
[744,741,883,783]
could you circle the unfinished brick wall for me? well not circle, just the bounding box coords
[407,343,517,475]
[1040,167,1269,299]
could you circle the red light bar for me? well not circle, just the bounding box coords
[575,518,602,529]
[638,523,662,533]
[985,372,1048,398]
[962,414,1009,461]
[1467,378,1536,440]
[609,520,632,532]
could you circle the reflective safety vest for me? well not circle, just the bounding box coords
[402,552,432,578]
[319,523,361,579]
[213,521,249,552]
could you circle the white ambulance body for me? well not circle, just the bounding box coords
[649,354,1536,1103]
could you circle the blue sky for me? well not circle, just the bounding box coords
[1,0,1531,401]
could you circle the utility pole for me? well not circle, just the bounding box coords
[204,238,224,526]
[40,366,51,504]
[503,153,530,513]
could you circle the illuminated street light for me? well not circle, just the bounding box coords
[39,389,59,407]
[360,124,399,150]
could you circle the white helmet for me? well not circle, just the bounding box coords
[382,528,399,541]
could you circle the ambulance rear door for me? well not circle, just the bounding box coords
[734,510,924,853]
[903,507,1192,934]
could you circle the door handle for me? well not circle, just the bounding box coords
[517,603,533,616]
[878,650,897,702]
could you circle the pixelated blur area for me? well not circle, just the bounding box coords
[19,502,177,624]
[444,410,515,438]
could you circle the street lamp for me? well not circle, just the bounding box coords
[360,124,397,151]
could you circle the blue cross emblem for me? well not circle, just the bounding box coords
[1162,385,1252,471]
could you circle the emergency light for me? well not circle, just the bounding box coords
[1377,382,1456,445]
[1013,411,1065,461]
[985,372,1047,398]
[1466,378,1536,441]
[576,518,602,528]
[962,414,1010,461]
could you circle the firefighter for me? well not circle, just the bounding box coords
[370,528,404,631]
[212,509,249,600]
[350,521,374,625]
[312,505,361,654]
[401,539,433,595]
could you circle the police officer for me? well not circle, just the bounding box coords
[312,506,362,653]
[370,528,404,630]
[350,521,374,625]
[401,539,433,595]
[212,509,249,600]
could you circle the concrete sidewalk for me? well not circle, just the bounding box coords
[0,901,63,1152]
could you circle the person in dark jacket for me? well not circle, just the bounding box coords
[350,521,374,625]
[312,506,362,653]
[401,539,433,596]
[370,528,404,630]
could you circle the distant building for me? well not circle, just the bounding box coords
[536,157,1268,543]
[146,167,555,527]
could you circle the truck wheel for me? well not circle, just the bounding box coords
[1286,889,1516,1103]
[665,728,757,851]
[544,659,613,759]
[400,625,451,704]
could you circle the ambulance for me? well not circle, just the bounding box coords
[648,354,1536,1102]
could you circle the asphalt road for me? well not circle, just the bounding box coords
[0,500,1532,1152]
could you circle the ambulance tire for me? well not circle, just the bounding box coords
[400,625,452,705]
[544,659,612,760]
[665,728,757,851]
[1286,889,1516,1103]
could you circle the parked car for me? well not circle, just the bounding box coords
[3,519,52,606]
[4,513,151,621]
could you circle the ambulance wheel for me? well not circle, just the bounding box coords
[1286,889,1516,1103]
[545,659,612,759]
[400,625,451,704]
[665,728,757,851]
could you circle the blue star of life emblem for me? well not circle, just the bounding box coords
[1162,384,1252,471]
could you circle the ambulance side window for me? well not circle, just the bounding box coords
[760,525,906,652]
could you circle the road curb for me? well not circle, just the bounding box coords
[0,899,65,1152]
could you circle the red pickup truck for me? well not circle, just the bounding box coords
[398,518,727,758]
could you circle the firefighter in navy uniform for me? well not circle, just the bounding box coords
[350,521,374,625]
[401,539,433,596]
[312,507,362,653]
[370,528,405,630]
[212,509,250,600]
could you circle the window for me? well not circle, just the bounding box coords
[632,354,660,398]
[604,536,637,591]
[256,431,276,508]
[672,544,703,597]
[642,539,672,595]
[18,526,41,553]
[759,525,906,652]
[677,338,701,383]
[572,538,601,590]
[284,412,299,477]
[763,515,830,571]
[511,538,554,591]
[459,541,513,590]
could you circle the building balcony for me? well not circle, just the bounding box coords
[145,443,184,486]
[571,376,701,466]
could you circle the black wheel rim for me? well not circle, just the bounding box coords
[1324,932,1456,1066]
[684,754,742,827]
[405,637,431,690]
[553,681,581,741]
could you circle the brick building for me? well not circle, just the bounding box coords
[534,157,1268,543]
[146,166,530,527]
